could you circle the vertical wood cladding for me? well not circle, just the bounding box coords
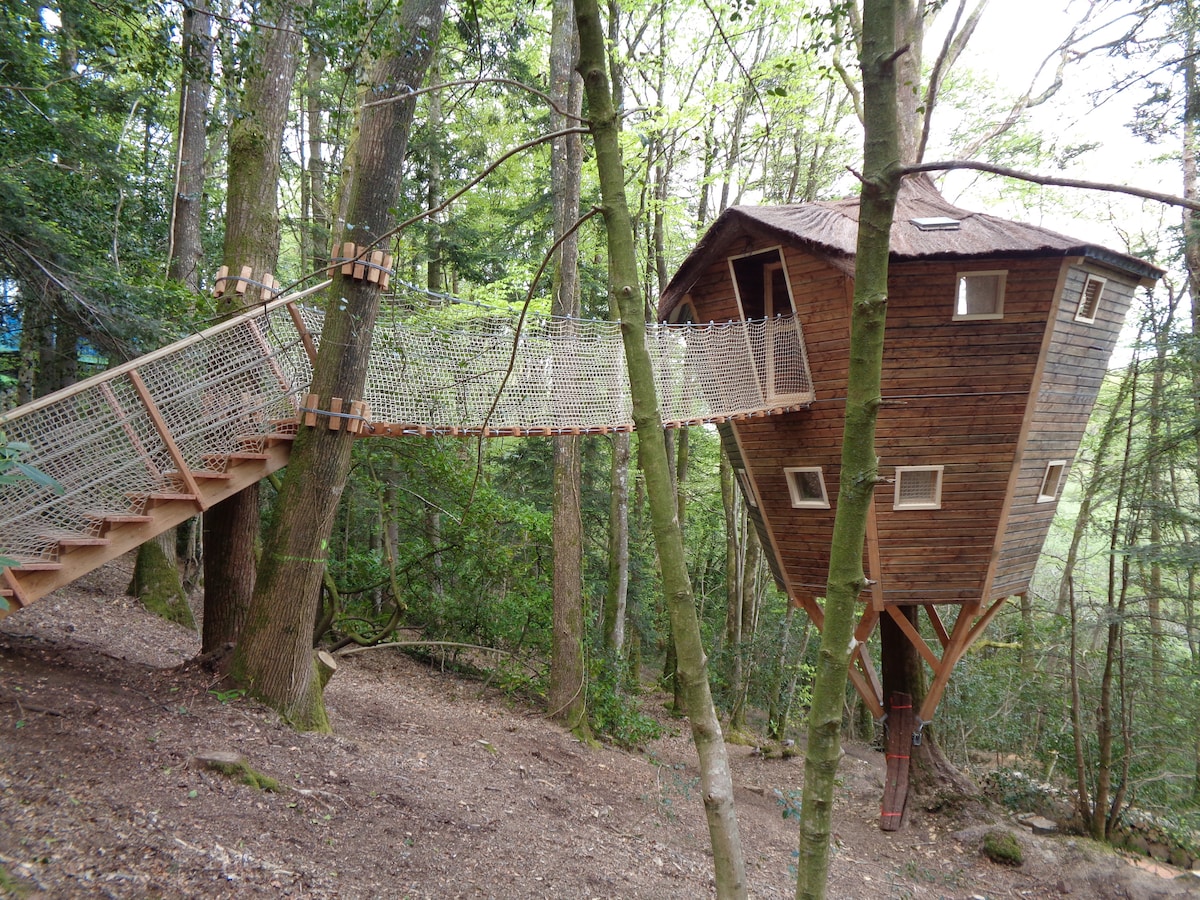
[685,236,1139,608]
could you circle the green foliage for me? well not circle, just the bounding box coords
[587,654,662,748]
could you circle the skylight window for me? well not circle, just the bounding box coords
[1038,460,1067,503]
[911,216,961,231]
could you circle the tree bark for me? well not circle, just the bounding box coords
[603,431,631,653]
[168,3,212,291]
[203,0,308,654]
[573,0,747,893]
[547,0,588,734]
[796,0,900,896]
[230,0,445,730]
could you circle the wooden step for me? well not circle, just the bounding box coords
[7,560,63,573]
[39,533,111,549]
[166,469,234,484]
[127,491,198,506]
[201,451,272,466]
[86,512,156,527]
[236,432,297,449]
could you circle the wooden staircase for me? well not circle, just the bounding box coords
[0,433,295,618]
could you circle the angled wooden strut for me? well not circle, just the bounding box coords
[795,593,1017,727]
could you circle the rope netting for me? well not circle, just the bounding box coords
[294,306,814,434]
[1,293,813,562]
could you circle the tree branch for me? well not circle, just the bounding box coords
[906,159,1200,212]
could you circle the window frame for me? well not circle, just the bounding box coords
[953,270,1007,321]
[1074,274,1106,324]
[893,465,945,510]
[1037,460,1067,503]
[784,466,830,509]
[734,467,758,509]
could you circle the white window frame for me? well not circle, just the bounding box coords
[1037,460,1067,503]
[785,466,830,509]
[893,465,944,510]
[1074,274,1106,324]
[734,467,758,508]
[954,270,1007,321]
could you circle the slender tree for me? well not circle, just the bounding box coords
[796,0,900,895]
[574,0,746,893]
[547,0,589,734]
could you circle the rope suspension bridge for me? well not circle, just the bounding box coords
[0,288,814,613]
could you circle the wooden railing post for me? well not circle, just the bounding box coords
[126,369,207,510]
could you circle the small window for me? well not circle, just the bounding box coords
[1075,275,1106,323]
[894,465,944,510]
[785,467,829,509]
[734,468,758,508]
[954,271,1006,320]
[1038,460,1067,503]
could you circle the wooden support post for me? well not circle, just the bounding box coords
[286,302,320,366]
[918,595,1010,723]
[924,603,950,649]
[880,692,913,831]
[3,568,29,610]
[885,603,941,672]
[126,370,207,511]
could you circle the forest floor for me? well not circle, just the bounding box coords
[1,560,1198,899]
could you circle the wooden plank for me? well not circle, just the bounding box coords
[126,369,206,511]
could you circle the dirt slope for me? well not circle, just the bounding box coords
[1,560,1197,899]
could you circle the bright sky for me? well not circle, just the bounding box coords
[933,0,1180,256]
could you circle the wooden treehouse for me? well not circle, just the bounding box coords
[658,175,1162,739]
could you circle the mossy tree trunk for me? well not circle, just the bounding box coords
[573,0,746,893]
[795,1,900,897]
[229,0,445,730]
[129,532,195,630]
[202,0,307,654]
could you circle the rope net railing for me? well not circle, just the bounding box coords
[296,306,815,435]
[1,292,813,564]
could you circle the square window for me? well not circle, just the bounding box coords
[1075,274,1106,323]
[894,465,944,510]
[785,467,829,509]
[1038,460,1067,503]
[954,271,1006,320]
[734,468,758,508]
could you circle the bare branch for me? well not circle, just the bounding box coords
[906,159,1200,212]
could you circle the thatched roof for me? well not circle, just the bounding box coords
[660,175,1162,318]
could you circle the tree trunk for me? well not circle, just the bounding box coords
[574,0,746,893]
[603,431,631,653]
[129,532,195,630]
[203,0,308,654]
[796,1,900,896]
[230,0,445,730]
[137,0,214,624]
[167,2,212,291]
[547,0,588,734]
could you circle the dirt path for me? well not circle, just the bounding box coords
[1,560,1197,898]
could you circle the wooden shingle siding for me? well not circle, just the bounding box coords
[990,265,1137,597]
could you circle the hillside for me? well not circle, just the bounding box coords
[0,560,1196,899]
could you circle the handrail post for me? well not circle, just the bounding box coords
[126,369,208,511]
